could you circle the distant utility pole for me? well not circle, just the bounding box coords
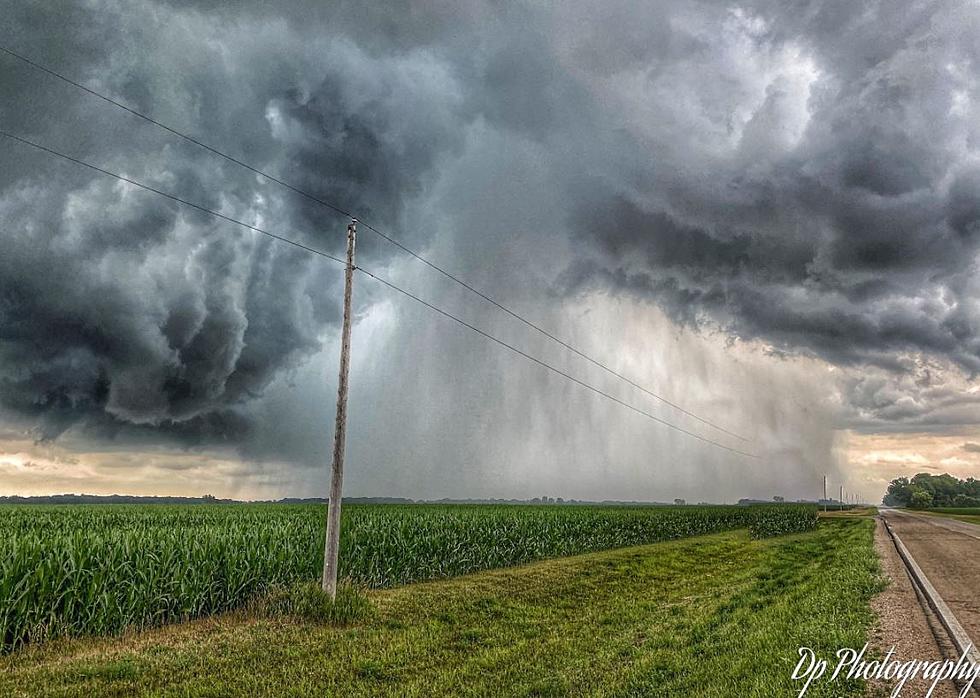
[322,218,357,598]
[840,485,844,509]
[823,475,827,512]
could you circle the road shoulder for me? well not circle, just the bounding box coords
[869,517,959,698]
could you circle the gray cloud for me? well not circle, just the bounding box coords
[0,0,977,500]
[557,0,980,375]
[0,0,467,442]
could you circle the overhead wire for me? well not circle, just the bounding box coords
[359,268,759,458]
[0,42,749,443]
[0,130,346,265]
[0,128,757,458]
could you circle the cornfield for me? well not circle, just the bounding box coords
[0,503,816,651]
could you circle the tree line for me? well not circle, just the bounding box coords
[883,473,980,508]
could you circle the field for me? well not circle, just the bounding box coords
[0,517,879,697]
[921,507,980,525]
[928,507,980,514]
[0,503,816,652]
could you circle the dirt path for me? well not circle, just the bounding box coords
[870,518,960,698]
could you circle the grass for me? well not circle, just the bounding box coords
[0,503,816,651]
[928,507,980,516]
[819,507,877,518]
[253,583,374,625]
[919,508,980,525]
[0,517,881,697]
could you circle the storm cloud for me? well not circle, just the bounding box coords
[0,0,467,439]
[556,1,980,372]
[0,0,978,500]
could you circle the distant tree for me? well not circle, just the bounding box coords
[953,494,980,508]
[773,496,785,502]
[966,478,980,499]
[910,490,933,509]
[912,473,960,506]
[883,477,913,506]
[883,473,980,508]
[674,498,686,506]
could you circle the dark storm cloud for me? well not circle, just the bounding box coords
[0,0,978,470]
[556,0,980,383]
[0,0,470,443]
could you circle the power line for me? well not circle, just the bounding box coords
[0,128,757,459]
[0,130,345,266]
[360,269,759,459]
[359,219,749,442]
[0,44,353,221]
[0,42,750,443]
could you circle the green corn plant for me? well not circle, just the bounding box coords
[0,502,816,652]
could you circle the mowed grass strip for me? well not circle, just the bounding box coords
[0,518,881,698]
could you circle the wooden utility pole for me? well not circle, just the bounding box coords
[840,485,844,509]
[823,475,827,512]
[322,218,356,598]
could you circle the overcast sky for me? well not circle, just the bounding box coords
[1,0,979,503]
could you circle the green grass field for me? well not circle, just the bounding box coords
[0,503,816,652]
[0,517,880,697]
[921,507,980,525]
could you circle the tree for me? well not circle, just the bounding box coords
[882,473,980,508]
[674,498,686,506]
[883,477,913,506]
[773,496,784,502]
[965,478,980,499]
[910,473,960,506]
[910,490,933,509]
